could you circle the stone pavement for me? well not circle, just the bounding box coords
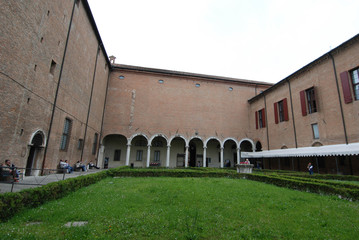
[0,169,105,193]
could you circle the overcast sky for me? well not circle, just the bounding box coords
[88,0,359,83]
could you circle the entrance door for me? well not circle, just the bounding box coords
[189,143,196,167]
[25,147,37,176]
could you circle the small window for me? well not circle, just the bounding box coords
[114,149,121,161]
[228,87,233,91]
[136,150,143,161]
[154,151,160,162]
[158,80,164,84]
[119,75,125,79]
[60,118,72,151]
[77,139,83,150]
[195,83,200,87]
[312,123,319,139]
[351,68,359,100]
[50,60,56,75]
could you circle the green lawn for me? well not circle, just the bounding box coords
[1,177,359,239]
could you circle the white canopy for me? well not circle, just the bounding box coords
[241,142,359,158]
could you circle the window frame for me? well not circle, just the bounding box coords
[306,87,317,114]
[60,118,72,151]
[311,123,320,139]
[114,149,121,161]
[350,68,359,100]
[136,150,143,161]
[154,150,160,162]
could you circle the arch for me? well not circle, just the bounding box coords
[239,138,255,152]
[149,133,169,146]
[29,129,45,147]
[281,145,288,149]
[222,137,239,149]
[101,134,128,169]
[129,133,149,145]
[204,136,221,148]
[189,136,203,147]
[169,134,187,146]
[312,141,323,147]
[255,141,263,152]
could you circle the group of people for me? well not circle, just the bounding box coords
[0,159,20,182]
[59,159,100,173]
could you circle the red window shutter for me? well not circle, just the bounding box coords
[283,98,289,121]
[300,90,307,116]
[340,71,353,104]
[255,111,258,129]
[262,108,266,128]
[274,102,278,124]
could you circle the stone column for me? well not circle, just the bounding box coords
[125,144,131,166]
[166,145,170,168]
[146,145,151,168]
[203,147,207,167]
[97,145,105,168]
[236,148,240,165]
[220,147,224,168]
[185,146,189,168]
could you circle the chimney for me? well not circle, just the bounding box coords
[109,55,116,64]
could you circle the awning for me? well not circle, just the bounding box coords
[241,142,359,158]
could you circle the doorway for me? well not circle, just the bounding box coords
[189,143,196,167]
[25,132,44,176]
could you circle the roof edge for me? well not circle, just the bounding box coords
[112,64,273,86]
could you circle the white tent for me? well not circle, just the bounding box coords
[241,142,359,158]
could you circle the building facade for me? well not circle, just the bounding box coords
[1,0,358,175]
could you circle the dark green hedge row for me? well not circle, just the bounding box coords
[0,170,108,222]
[242,173,359,201]
[277,175,359,190]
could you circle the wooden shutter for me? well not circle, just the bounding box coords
[283,98,289,121]
[262,108,266,128]
[300,90,307,116]
[274,102,278,124]
[255,111,258,129]
[340,71,353,104]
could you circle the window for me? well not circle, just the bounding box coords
[114,149,121,161]
[300,87,317,116]
[255,108,266,129]
[351,68,359,100]
[77,139,83,150]
[92,133,98,155]
[154,151,160,162]
[158,80,164,84]
[195,83,200,87]
[50,60,56,75]
[119,75,125,79]
[136,150,143,161]
[60,118,72,150]
[312,123,319,139]
[274,98,288,123]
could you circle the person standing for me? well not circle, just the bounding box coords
[307,162,314,175]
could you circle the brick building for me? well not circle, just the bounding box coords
[1,0,358,175]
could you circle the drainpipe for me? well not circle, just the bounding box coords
[41,0,77,173]
[263,94,270,150]
[329,53,348,144]
[80,45,100,162]
[287,80,298,148]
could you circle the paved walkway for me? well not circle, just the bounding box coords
[0,169,105,193]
